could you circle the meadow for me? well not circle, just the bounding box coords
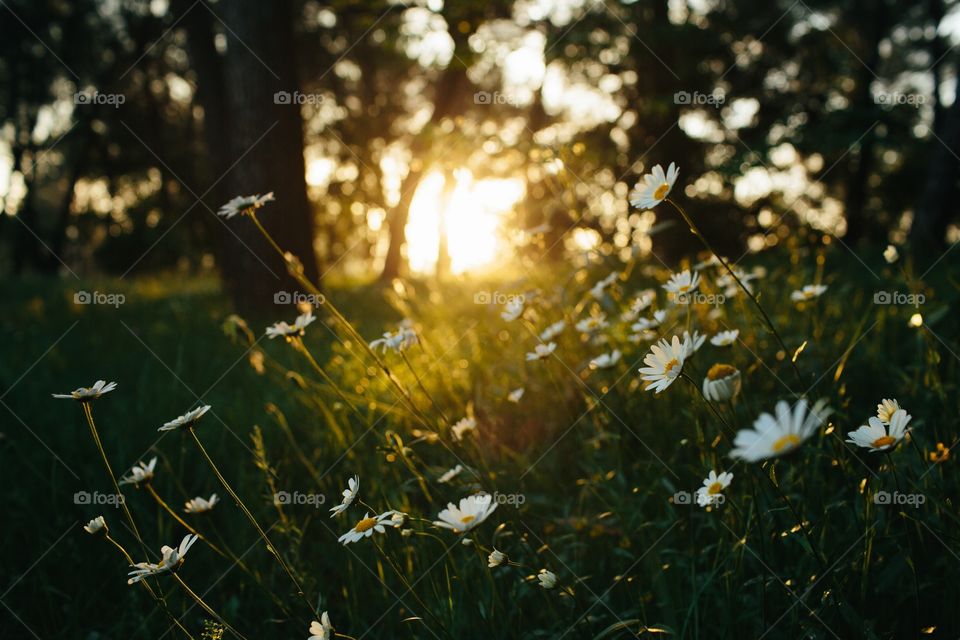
[3,189,960,640]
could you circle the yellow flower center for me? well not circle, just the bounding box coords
[653,183,670,200]
[772,434,801,453]
[872,435,896,448]
[678,284,690,293]
[707,364,737,381]
[460,515,476,524]
[707,482,724,495]
[354,517,379,533]
[663,358,681,376]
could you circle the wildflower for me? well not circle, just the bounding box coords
[537,569,558,589]
[575,314,608,334]
[846,409,912,452]
[540,321,566,341]
[369,327,418,353]
[883,245,899,264]
[589,272,619,299]
[488,549,507,567]
[84,516,107,535]
[663,270,701,298]
[702,364,741,402]
[387,511,407,528]
[452,417,477,441]
[682,330,706,355]
[127,534,199,584]
[629,162,678,210]
[929,442,950,464]
[639,336,687,393]
[730,399,831,462]
[696,470,733,507]
[434,494,498,534]
[308,612,334,640]
[438,464,464,483]
[876,398,901,424]
[716,267,758,296]
[184,494,219,514]
[52,380,117,402]
[629,290,656,314]
[500,298,525,322]
[217,192,274,219]
[632,310,666,332]
[590,350,622,369]
[338,512,391,545]
[710,330,739,347]
[158,405,211,432]
[526,343,557,361]
[266,310,316,339]
[119,457,157,486]
[507,388,525,403]
[790,284,827,302]
[329,475,359,517]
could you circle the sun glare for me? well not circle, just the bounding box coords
[405,170,525,274]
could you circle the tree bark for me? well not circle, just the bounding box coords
[911,81,960,251]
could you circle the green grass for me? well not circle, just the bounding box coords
[2,246,960,639]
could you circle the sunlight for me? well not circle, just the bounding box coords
[405,169,525,274]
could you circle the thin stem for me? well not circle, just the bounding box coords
[144,483,231,562]
[290,336,367,422]
[400,350,449,425]
[172,573,247,640]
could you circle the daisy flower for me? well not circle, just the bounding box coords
[501,299,525,322]
[338,512,391,545]
[663,270,701,298]
[127,534,199,584]
[537,569,558,589]
[488,549,507,567]
[539,321,566,341]
[589,272,619,299]
[695,470,733,507]
[369,327,418,353]
[629,162,678,210]
[575,314,609,334]
[639,336,687,393]
[630,290,656,314]
[438,464,464,483]
[158,405,211,432]
[846,409,912,452]
[266,310,316,339]
[790,284,827,302]
[702,364,741,402]
[876,398,901,424]
[217,192,274,219]
[452,417,477,441]
[883,245,899,264]
[632,310,667,332]
[52,380,117,402]
[84,516,107,535]
[308,612,334,640]
[710,330,739,347]
[329,475,359,517]
[119,457,157,486]
[730,399,832,462]
[590,350,622,369]
[184,494,219,514]
[507,388,525,403]
[682,330,706,355]
[434,494,498,534]
[526,342,557,361]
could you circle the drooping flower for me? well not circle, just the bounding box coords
[438,465,464,483]
[539,321,566,341]
[629,163,678,210]
[52,380,117,402]
[369,326,418,353]
[452,417,477,441]
[639,336,687,393]
[127,534,199,584]
[590,350,622,369]
[710,330,739,347]
[266,310,316,339]
[119,457,158,486]
[84,516,107,535]
[329,475,359,517]
[876,398,901,424]
[158,405,211,432]
[526,342,557,361]
[338,512,392,545]
[790,284,827,302]
[682,330,706,355]
[501,299,525,322]
[308,612,334,640]
[217,192,275,219]
[695,470,733,507]
[184,494,219,514]
[434,494,498,534]
[632,310,666,332]
[488,549,507,567]
[702,364,741,402]
[846,409,912,452]
[537,569,558,589]
[663,270,701,298]
[730,399,832,462]
[883,245,899,264]
[507,388,525,403]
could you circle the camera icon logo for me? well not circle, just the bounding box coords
[474,291,492,304]
[672,491,692,505]
[274,491,291,505]
[474,91,492,105]
[74,491,92,504]
[873,291,891,304]
[274,91,292,105]
[274,291,292,304]
[74,92,92,105]
[673,91,691,105]
[74,291,92,304]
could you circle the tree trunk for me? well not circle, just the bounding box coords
[911,81,960,251]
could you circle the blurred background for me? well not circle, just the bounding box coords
[2,0,958,309]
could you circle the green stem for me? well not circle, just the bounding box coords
[172,573,247,640]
